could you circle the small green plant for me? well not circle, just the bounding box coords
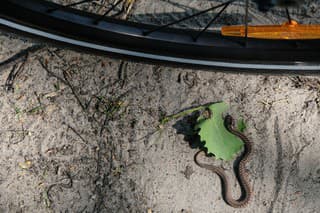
[53,82,60,91]
[237,118,247,133]
[14,106,21,114]
[26,105,44,115]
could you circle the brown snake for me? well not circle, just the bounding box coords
[194,115,253,208]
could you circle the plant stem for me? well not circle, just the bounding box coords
[159,104,210,126]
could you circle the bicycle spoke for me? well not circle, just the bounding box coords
[244,0,249,45]
[285,7,292,23]
[47,0,95,12]
[94,0,124,24]
[193,2,231,42]
[142,0,236,36]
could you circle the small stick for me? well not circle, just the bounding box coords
[0,45,44,72]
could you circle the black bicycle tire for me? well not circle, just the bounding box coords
[1,0,320,73]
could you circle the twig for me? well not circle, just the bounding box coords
[40,50,87,110]
[38,58,86,110]
[7,124,28,145]
[122,0,135,19]
[159,104,210,127]
[0,45,44,72]
[118,61,127,88]
[38,58,67,84]
[62,69,86,110]
[4,64,17,92]
[5,52,28,92]
[46,172,73,205]
[66,123,88,145]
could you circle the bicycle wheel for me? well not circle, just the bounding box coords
[1,0,320,72]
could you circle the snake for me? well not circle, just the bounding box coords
[194,115,253,208]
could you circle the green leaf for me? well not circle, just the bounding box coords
[195,102,244,161]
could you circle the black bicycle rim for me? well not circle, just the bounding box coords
[1,0,320,72]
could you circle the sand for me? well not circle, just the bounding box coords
[0,1,320,212]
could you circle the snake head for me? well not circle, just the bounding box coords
[224,115,234,127]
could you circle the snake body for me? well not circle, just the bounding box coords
[194,115,253,208]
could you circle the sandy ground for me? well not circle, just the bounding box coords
[1,1,320,213]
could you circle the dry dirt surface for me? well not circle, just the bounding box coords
[1,1,320,213]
